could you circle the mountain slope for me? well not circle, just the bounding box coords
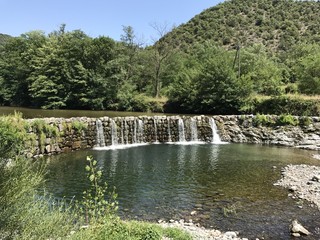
[165,0,320,52]
[0,33,12,46]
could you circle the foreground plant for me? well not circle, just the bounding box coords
[76,156,118,225]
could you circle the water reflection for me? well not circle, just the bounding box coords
[0,106,173,119]
[44,144,320,239]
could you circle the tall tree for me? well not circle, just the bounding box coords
[149,23,178,98]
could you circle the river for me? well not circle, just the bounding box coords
[44,143,320,240]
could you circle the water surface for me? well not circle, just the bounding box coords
[0,106,170,119]
[44,143,320,239]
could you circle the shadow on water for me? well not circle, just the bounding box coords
[0,106,172,118]
[44,143,320,239]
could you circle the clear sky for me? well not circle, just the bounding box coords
[0,0,223,44]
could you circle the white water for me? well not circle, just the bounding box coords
[136,119,144,143]
[95,119,105,147]
[210,118,223,144]
[178,118,186,142]
[167,119,172,142]
[111,119,118,146]
[95,116,225,150]
[154,118,159,143]
[190,117,198,141]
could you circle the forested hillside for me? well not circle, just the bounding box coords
[1,0,320,115]
[165,0,320,52]
[0,33,12,46]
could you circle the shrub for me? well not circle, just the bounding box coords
[253,113,275,126]
[72,120,87,134]
[251,95,320,116]
[0,112,28,161]
[299,116,312,126]
[277,114,299,126]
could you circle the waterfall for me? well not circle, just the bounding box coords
[120,119,124,144]
[133,119,137,143]
[110,119,118,145]
[167,119,172,142]
[124,119,129,144]
[190,117,198,141]
[137,119,144,143]
[94,116,224,149]
[178,118,186,142]
[154,118,158,143]
[210,118,222,144]
[96,119,105,147]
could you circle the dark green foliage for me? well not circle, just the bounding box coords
[167,43,252,114]
[252,96,320,116]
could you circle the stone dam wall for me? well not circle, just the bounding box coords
[25,115,320,157]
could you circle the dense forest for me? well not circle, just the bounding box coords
[1,0,320,115]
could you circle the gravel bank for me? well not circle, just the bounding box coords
[274,164,320,209]
[160,220,249,240]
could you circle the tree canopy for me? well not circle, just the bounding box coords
[1,0,320,115]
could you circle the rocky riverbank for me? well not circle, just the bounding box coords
[275,164,320,210]
[162,163,320,240]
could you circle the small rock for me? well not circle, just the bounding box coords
[224,231,238,238]
[292,232,301,237]
[291,219,311,236]
[169,219,175,223]
[190,210,197,215]
[289,186,298,192]
[311,175,320,182]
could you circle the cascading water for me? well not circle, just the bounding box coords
[137,119,144,143]
[210,117,222,144]
[124,119,129,144]
[95,119,105,147]
[190,117,198,141]
[120,119,124,144]
[110,119,118,146]
[154,118,158,143]
[167,119,172,142]
[133,119,137,143]
[94,116,224,149]
[178,118,186,142]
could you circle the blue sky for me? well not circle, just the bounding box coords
[0,0,223,44]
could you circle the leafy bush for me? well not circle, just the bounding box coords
[277,114,299,126]
[72,120,87,134]
[253,114,275,126]
[0,113,27,161]
[251,95,320,116]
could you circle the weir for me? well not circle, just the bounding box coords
[94,116,222,148]
[25,114,320,157]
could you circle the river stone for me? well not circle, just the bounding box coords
[291,219,311,235]
[311,175,320,182]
